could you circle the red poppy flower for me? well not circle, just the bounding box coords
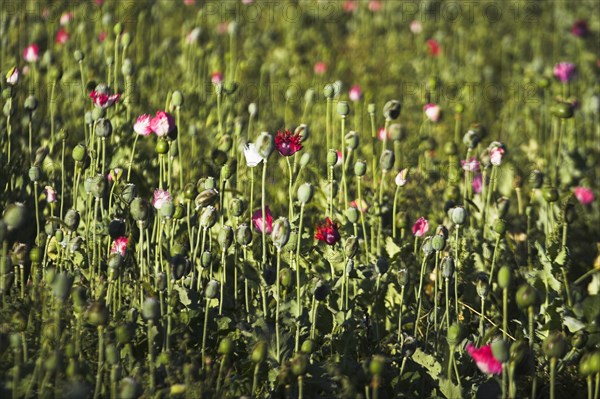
[315,218,341,246]
[426,39,441,56]
[275,130,303,156]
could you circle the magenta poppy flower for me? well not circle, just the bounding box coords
[490,146,505,166]
[426,39,440,56]
[461,157,480,173]
[466,343,503,375]
[152,189,172,210]
[111,236,129,257]
[98,32,107,42]
[553,62,576,83]
[574,187,594,206]
[472,173,483,194]
[134,114,153,136]
[412,217,429,237]
[342,0,358,12]
[349,85,362,102]
[150,111,175,137]
[45,186,57,204]
[571,20,589,37]
[89,90,120,109]
[55,28,70,45]
[368,0,383,11]
[314,61,327,75]
[315,218,341,246]
[275,130,303,156]
[424,103,441,122]
[211,71,223,85]
[23,44,39,63]
[253,207,273,234]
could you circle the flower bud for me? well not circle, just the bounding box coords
[236,224,252,247]
[441,257,455,279]
[491,339,510,363]
[346,207,359,223]
[251,340,267,363]
[327,149,338,167]
[301,339,315,354]
[551,102,574,119]
[280,267,292,287]
[29,166,41,182]
[271,217,291,249]
[255,131,274,159]
[379,149,395,172]
[205,279,219,299]
[218,337,233,355]
[200,206,218,229]
[24,95,38,112]
[383,100,401,120]
[300,152,311,168]
[571,330,588,350]
[72,144,87,162]
[337,101,350,117]
[516,284,538,309]
[497,266,512,289]
[344,236,358,259]
[476,273,490,298]
[218,226,234,250]
[446,323,462,346]
[354,160,367,176]
[171,91,184,107]
[542,331,567,359]
[297,183,314,204]
[201,251,212,268]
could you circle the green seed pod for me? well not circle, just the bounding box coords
[398,268,409,287]
[205,279,219,299]
[200,206,218,229]
[491,339,510,363]
[271,217,290,249]
[116,323,134,344]
[142,297,161,321]
[156,138,169,154]
[431,235,446,252]
[344,236,358,259]
[24,95,38,112]
[463,129,481,149]
[49,66,62,81]
[337,101,350,117]
[119,377,142,399]
[130,197,149,222]
[367,103,376,114]
[255,131,275,159]
[229,198,245,217]
[299,152,311,168]
[327,149,338,167]
[90,174,106,199]
[446,323,462,346]
[476,274,490,298]
[236,224,252,247]
[509,340,527,365]
[195,188,219,208]
[380,149,395,172]
[44,351,62,372]
[171,90,184,107]
[383,100,401,120]
[497,266,512,289]
[73,50,84,62]
[106,344,119,366]
[113,22,123,35]
[218,225,234,250]
[72,143,87,163]
[86,301,109,327]
[121,32,131,46]
[280,267,292,288]
[323,84,334,99]
[120,58,132,76]
[579,353,594,377]
[301,339,315,354]
[369,355,386,376]
[441,257,455,279]
[450,206,467,225]
[248,102,258,117]
[345,131,359,150]
[28,166,41,182]
[346,207,359,223]
[588,351,600,374]
[542,186,558,203]
[121,184,136,204]
[30,246,42,263]
[95,118,112,138]
[388,124,404,141]
[52,272,74,302]
[571,330,588,350]
[170,254,189,280]
[422,237,434,255]
[516,284,538,309]
[304,89,315,104]
[542,331,567,359]
[159,202,175,219]
[251,340,267,363]
[297,183,314,204]
[354,160,367,176]
[183,183,196,200]
[494,219,507,235]
[291,353,309,376]
[218,135,233,153]
[201,251,212,268]
[3,202,27,231]
[551,102,574,119]
[173,203,185,220]
[156,273,167,292]
[218,337,233,355]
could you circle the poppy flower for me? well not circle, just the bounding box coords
[412,217,429,237]
[275,130,303,156]
[45,186,57,203]
[350,199,368,213]
[252,206,273,234]
[315,218,341,246]
[211,71,223,85]
[490,146,505,166]
[134,114,153,136]
[466,343,503,375]
[111,236,129,257]
[60,12,73,26]
[89,90,120,109]
[23,44,39,63]
[424,103,441,122]
[243,143,263,167]
[570,20,589,37]
[461,157,480,173]
[152,189,172,210]
[314,61,327,75]
[349,85,362,102]
[553,62,576,83]
[150,111,175,137]
[574,187,594,205]
[472,173,483,194]
[410,20,423,34]
[395,168,409,186]
[55,28,70,45]
[6,67,19,85]
[426,39,441,56]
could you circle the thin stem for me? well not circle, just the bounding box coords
[261,159,268,266]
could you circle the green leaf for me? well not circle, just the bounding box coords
[412,348,441,378]
[385,236,401,258]
[554,248,569,266]
[535,242,562,293]
[174,285,192,307]
[439,378,463,399]
[563,316,585,333]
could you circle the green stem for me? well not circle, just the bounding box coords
[201,298,209,369]
[93,326,105,399]
[357,177,369,256]
[126,134,139,182]
[392,185,400,239]
[261,159,268,266]
[276,248,281,363]
[550,357,556,399]
[414,253,429,337]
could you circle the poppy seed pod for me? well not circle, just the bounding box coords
[218,337,233,355]
[64,209,80,231]
[251,341,267,364]
[255,131,275,159]
[542,185,558,203]
[72,143,87,162]
[159,202,175,219]
[291,353,309,376]
[542,332,567,359]
[383,100,401,120]
[431,235,446,252]
[327,149,338,166]
[201,251,212,268]
[299,152,311,168]
[463,129,481,148]
[155,138,169,154]
[121,184,137,204]
[323,84,334,99]
[200,206,218,229]
[122,59,134,76]
[516,284,538,309]
[450,206,467,225]
[171,90,184,107]
[221,163,233,180]
[435,225,449,239]
[86,301,109,327]
[344,236,358,259]
[73,50,84,62]
[90,175,106,199]
[24,95,38,112]
[204,176,217,190]
[337,101,350,117]
[441,256,455,279]
[354,160,367,176]
[421,236,434,255]
[369,355,386,376]
[130,197,149,222]
[509,340,527,365]
[297,183,314,204]
[497,266,512,289]
[280,267,292,287]
[491,339,510,363]
[156,273,167,291]
[95,118,113,138]
[29,166,41,182]
[236,224,252,247]
[218,226,234,251]
[142,297,161,321]
[379,150,395,172]
[345,131,359,150]
[205,279,219,299]
[346,207,359,223]
[446,323,462,346]
[444,141,458,156]
[494,219,507,235]
[551,102,574,119]
[476,274,490,298]
[272,218,291,249]
[229,198,245,217]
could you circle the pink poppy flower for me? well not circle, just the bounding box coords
[395,168,409,187]
[134,114,153,136]
[426,39,441,56]
[571,20,589,37]
[98,32,107,42]
[553,62,576,83]
[314,61,327,75]
[186,28,201,45]
[23,44,39,63]
[412,217,429,237]
[275,130,303,156]
[152,189,172,210]
[45,186,57,204]
[350,199,368,213]
[378,127,390,141]
[574,187,594,206]
[242,0,255,4]
[368,1,383,12]
[335,150,343,167]
[252,206,273,234]
[6,67,19,85]
[184,0,195,5]
[315,218,341,246]
[410,20,423,34]
[150,111,175,137]
[89,90,120,109]
[60,11,74,26]
[349,85,362,102]
[424,103,441,122]
[461,157,480,173]
[466,343,503,375]
[111,236,129,257]
[490,146,505,166]
[211,71,223,85]
[55,28,70,45]
[108,168,123,183]
[342,0,358,12]
[472,173,483,194]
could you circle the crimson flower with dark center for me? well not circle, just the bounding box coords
[315,218,341,246]
[275,130,303,156]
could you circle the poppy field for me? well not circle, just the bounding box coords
[1,1,599,398]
